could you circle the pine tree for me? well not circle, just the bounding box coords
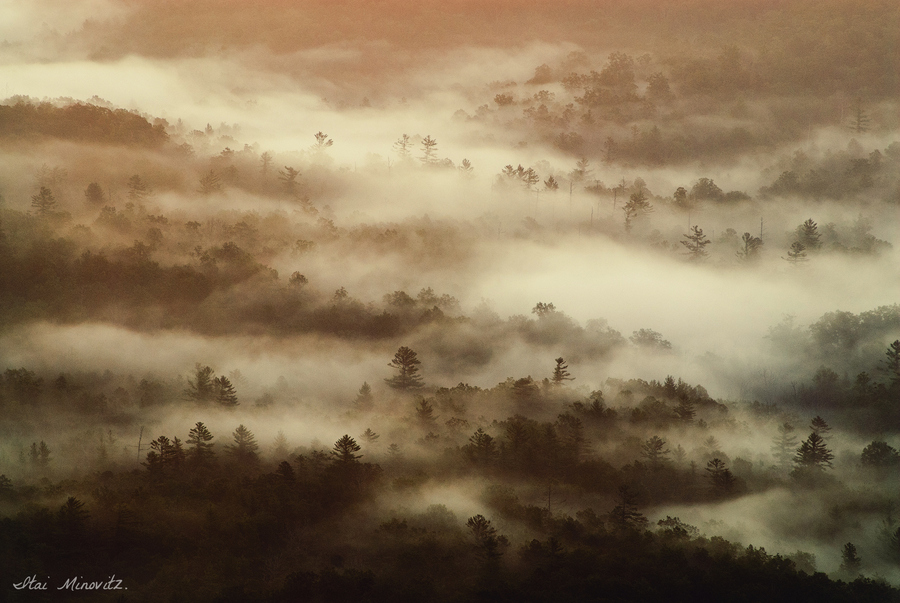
[331,434,362,464]
[622,190,653,233]
[185,365,216,402]
[706,458,737,496]
[795,219,821,250]
[360,428,380,443]
[608,485,648,530]
[126,175,151,201]
[393,134,414,163]
[736,232,763,262]
[199,170,223,195]
[466,514,508,560]
[84,182,105,206]
[385,347,424,390]
[414,397,437,429]
[793,432,834,476]
[187,422,215,465]
[809,416,831,439]
[840,542,862,574]
[551,357,574,384]
[225,425,259,465]
[883,340,900,387]
[681,225,711,261]
[214,376,238,407]
[783,241,808,265]
[30,187,57,216]
[355,382,374,410]
[771,422,798,472]
[420,136,438,166]
[641,435,670,470]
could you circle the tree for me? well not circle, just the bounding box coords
[30,187,56,216]
[126,175,150,201]
[681,225,711,261]
[849,99,870,134]
[736,232,763,262]
[311,131,333,155]
[84,182,105,206]
[187,422,215,465]
[259,151,273,176]
[466,428,498,466]
[385,346,424,390]
[544,175,559,191]
[393,134,414,162]
[414,397,437,429]
[793,432,834,474]
[278,166,301,197]
[199,170,223,195]
[840,542,862,575]
[630,329,671,350]
[622,190,653,233]
[355,382,374,410]
[860,441,900,468]
[771,423,798,472]
[641,436,670,470]
[360,428,379,443]
[144,435,184,473]
[706,458,736,496]
[225,425,259,465]
[551,357,574,384]
[331,434,362,464]
[420,135,438,166]
[795,219,821,250]
[214,375,238,407]
[809,416,831,438]
[883,340,900,387]
[608,484,648,530]
[532,302,556,318]
[783,241,808,265]
[466,515,508,560]
[185,364,216,402]
[58,496,90,536]
[458,158,474,176]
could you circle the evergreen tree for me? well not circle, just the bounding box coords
[641,435,670,470]
[551,357,574,384]
[783,241,808,265]
[736,232,763,262]
[622,189,652,233]
[809,416,831,439]
[225,425,259,465]
[393,134,414,163]
[126,174,151,201]
[466,428,499,466]
[385,347,424,390]
[187,422,215,465]
[681,225,711,261]
[771,422,798,472]
[420,135,438,166]
[199,170,223,195]
[30,187,57,216]
[466,515,508,560]
[706,458,737,496]
[793,432,834,475]
[883,340,900,387]
[214,375,239,407]
[795,219,821,250]
[331,434,362,464]
[355,382,374,410]
[185,364,216,402]
[840,542,862,574]
[608,485,648,530]
[414,397,437,429]
[84,182,105,206]
[360,428,379,443]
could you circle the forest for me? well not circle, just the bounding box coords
[0,0,899,601]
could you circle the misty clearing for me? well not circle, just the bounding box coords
[0,1,899,601]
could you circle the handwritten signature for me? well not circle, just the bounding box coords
[13,575,127,591]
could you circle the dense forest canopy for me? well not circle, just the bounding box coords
[0,0,898,600]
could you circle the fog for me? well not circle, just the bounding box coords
[0,0,898,600]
